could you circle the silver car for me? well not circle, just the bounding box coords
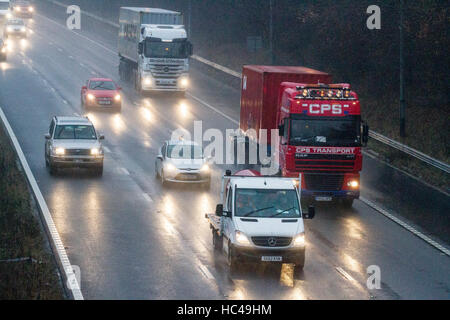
[4,18,27,38]
[45,116,105,176]
[155,140,211,188]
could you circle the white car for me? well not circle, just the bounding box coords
[155,140,211,188]
[4,18,27,38]
[0,0,12,22]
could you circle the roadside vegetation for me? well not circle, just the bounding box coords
[0,123,64,299]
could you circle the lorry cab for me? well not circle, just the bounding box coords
[207,170,315,275]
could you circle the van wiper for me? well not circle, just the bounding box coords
[243,206,274,217]
[269,207,295,217]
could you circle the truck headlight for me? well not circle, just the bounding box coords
[54,147,65,156]
[235,231,251,246]
[179,77,189,88]
[90,148,101,155]
[347,180,359,188]
[114,94,121,101]
[293,233,305,247]
[143,77,152,86]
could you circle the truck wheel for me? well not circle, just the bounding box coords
[227,243,239,274]
[341,199,354,208]
[212,230,222,252]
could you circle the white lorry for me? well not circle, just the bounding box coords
[206,169,315,275]
[118,7,193,94]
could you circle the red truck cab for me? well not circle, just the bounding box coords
[239,66,369,207]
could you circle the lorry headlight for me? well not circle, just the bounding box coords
[293,233,305,247]
[143,77,152,86]
[347,180,359,188]
[114,94,121,101]
[179,77,189,88]
[235,231,251,246]
[54,147,65,156]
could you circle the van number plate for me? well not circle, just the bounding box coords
[315,196,332,202]
[261,256,282,262]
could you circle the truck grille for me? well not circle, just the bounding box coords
[65,149,91,156]
[304,173,344,191]
[295,154,354,171]
[251,236,292,247]
[150,64,184,78]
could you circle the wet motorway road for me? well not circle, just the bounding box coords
[0,8,449,299]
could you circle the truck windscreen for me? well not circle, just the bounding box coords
[145,41,189,59]
[289,117,361,147]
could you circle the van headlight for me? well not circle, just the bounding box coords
[293,233,305,247]
[143,77,152,86]
[165,163,177,173]
[235,231,251,246]
[90,148,102,155]
[53,147,65,156]
[200,164,209,172]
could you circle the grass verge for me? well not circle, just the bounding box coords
[0,122,64,299]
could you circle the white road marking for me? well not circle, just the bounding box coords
[186,92,239,125]
[335,266,356,282]
[68,56,74,59]
[73,112,80,116]
[198,264,215,280]
[120,167,130,175]
[360,196,450,257]
[142,193,153,202]
[0,107,83,300]
[62,100,68,105]
[57,48,63,52]
[103,146,111,153]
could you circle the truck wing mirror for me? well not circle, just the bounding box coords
[215,204,223,216]
[138,42,144,55]
[278,124,285,137]
[362,123,369,146]
[188,42,193,56]
[82,86,87,90]
[304,205,315,219]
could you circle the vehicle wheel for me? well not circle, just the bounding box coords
[227,243,239,274]
[94,166,103,177]
[340,199,354,208]
[49,164,57,175]
[45,155,49,167]
[155,163,160,178]
[160,170,167,187]
[212,230,222,252]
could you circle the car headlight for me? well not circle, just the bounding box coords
[90,148,101,155]
[1,48,6,53]
[114,94,121,101]
[6,13,12,19]
[347,180,359,188]
[179,77,189,88]
[87,93,95,100]
[21,27,26,32]
[235,231,251,246]
[29,7,34,12]
[293,233,306,247]
[200,163,209,172]
[54,147,65,156]
[165,163,177,173]
[6,26,13,32]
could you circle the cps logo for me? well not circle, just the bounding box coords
[308,104,348,114]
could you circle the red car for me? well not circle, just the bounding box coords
[81,78,122,111]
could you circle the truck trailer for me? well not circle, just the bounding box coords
[239,66,369,207]
[118,7,193,94]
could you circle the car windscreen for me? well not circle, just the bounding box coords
[89,81,115,90]
[167,144,203,159]
[289,117,361,147]
[145,41,189,59]
[54,125,97,140]
[7,20,24,26]
[235,188,300,218]
[0,3,9,10]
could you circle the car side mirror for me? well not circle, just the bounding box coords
[362,123,369,146]
[138,42,144,55]
[304,205,315,219]
[278,124,285,137]
[99,135,105,140]
[44,133,51,140]
[157,154,163,160]
[215,204,223,216]
[82,86,87,90]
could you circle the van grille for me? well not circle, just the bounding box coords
[251,236,292,247]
